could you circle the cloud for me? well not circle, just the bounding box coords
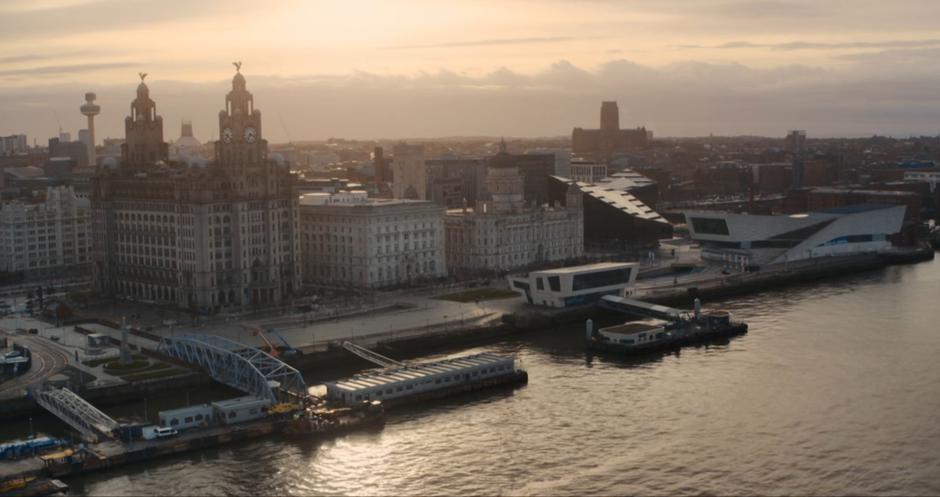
[0,62,138,78]
[387,36,597,49]
[4,57,940,142]
[0,0,250,40]
[680,38,940,51]
[0,50,109,65]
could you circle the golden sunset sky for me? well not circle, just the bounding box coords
[3,0,940,140]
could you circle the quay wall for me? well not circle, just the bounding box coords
[2,250,933,422]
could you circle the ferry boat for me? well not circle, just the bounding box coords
[587,310,748,354]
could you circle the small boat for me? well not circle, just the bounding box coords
[587,310,748,354]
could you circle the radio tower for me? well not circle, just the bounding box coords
[80,92,100,168]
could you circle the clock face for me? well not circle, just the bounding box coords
[222,128,233,143]
[244,127,257,143]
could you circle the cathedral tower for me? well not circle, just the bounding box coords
[216,62,267,170]
[121,73,167,167]
[600,101,620,132]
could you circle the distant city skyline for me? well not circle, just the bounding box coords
[3,0,940,141]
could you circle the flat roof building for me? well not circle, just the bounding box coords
[507,262,640,308]
[685,204,906,268]
[300,194,446,288]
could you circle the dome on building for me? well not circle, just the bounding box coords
[186,156,208,168]
[175,135,202,149]
[233,71,246,91]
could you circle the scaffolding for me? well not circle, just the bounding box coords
[158,333,308,403]
[32,387,120,443]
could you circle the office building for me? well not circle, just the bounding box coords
[0,186,91,279]
[91,68,301,311]
[0,135,28,156]
[300,193,446,288]
[444,156,583,274]
[391,143,425,199]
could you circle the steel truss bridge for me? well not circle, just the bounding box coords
[158,333,308,403]
[32,386,120,443]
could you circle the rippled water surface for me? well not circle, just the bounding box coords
[43,260,940,494]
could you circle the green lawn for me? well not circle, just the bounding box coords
[83,354,145,368]
[102,359,149,372]
[435,288,520,303]
[120,367,188,382]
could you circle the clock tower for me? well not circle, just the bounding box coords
[216,62,267,170]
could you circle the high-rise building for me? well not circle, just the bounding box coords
[0,135,28,156]
[48,137,89,169]
[525,148,571,177]
[373,146,391,183]
[485,140,554,206]
[391,143,425,199]
[80,92,100,169]
[572,101,649,160]
[91,67,302,311]
[424,157,486,208]
[787,130,807,190]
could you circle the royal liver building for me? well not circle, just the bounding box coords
[91,66,302,312]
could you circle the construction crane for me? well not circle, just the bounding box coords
[268,329,301,358]
[244,326,300,359]
[341,341,405,369]
[245,325,281,358]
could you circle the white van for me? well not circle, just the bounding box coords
[154,427,178,438]
[142,425,179,440]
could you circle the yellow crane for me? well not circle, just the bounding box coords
[245,325,281,358]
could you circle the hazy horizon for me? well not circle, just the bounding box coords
[4,0,940,143]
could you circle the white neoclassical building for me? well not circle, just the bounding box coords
[0,186,91,279]
[300,193,447,288]
[444,142,584,274]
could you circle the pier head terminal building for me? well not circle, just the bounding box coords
[684,204,906,269]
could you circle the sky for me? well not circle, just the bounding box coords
[2,0,940,143]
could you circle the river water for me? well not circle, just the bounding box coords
[14,258,940,495]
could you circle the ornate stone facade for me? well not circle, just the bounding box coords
[444,153,584,274]
[91,68,302,311]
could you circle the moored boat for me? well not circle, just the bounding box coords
[587,309,747,354]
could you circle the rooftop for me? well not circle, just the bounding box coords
[555,175,668,223]
[808,187,918,197]
[812,203,904,215]
[531,262,637,275]
[330,353,513,393]
[600,319,669,336]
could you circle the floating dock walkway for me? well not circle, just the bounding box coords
[1,335,526,488]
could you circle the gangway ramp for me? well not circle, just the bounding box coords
[599,295,684,321]
[32,387,120,443]
[157,333,307,403]
[342,341,405,369]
